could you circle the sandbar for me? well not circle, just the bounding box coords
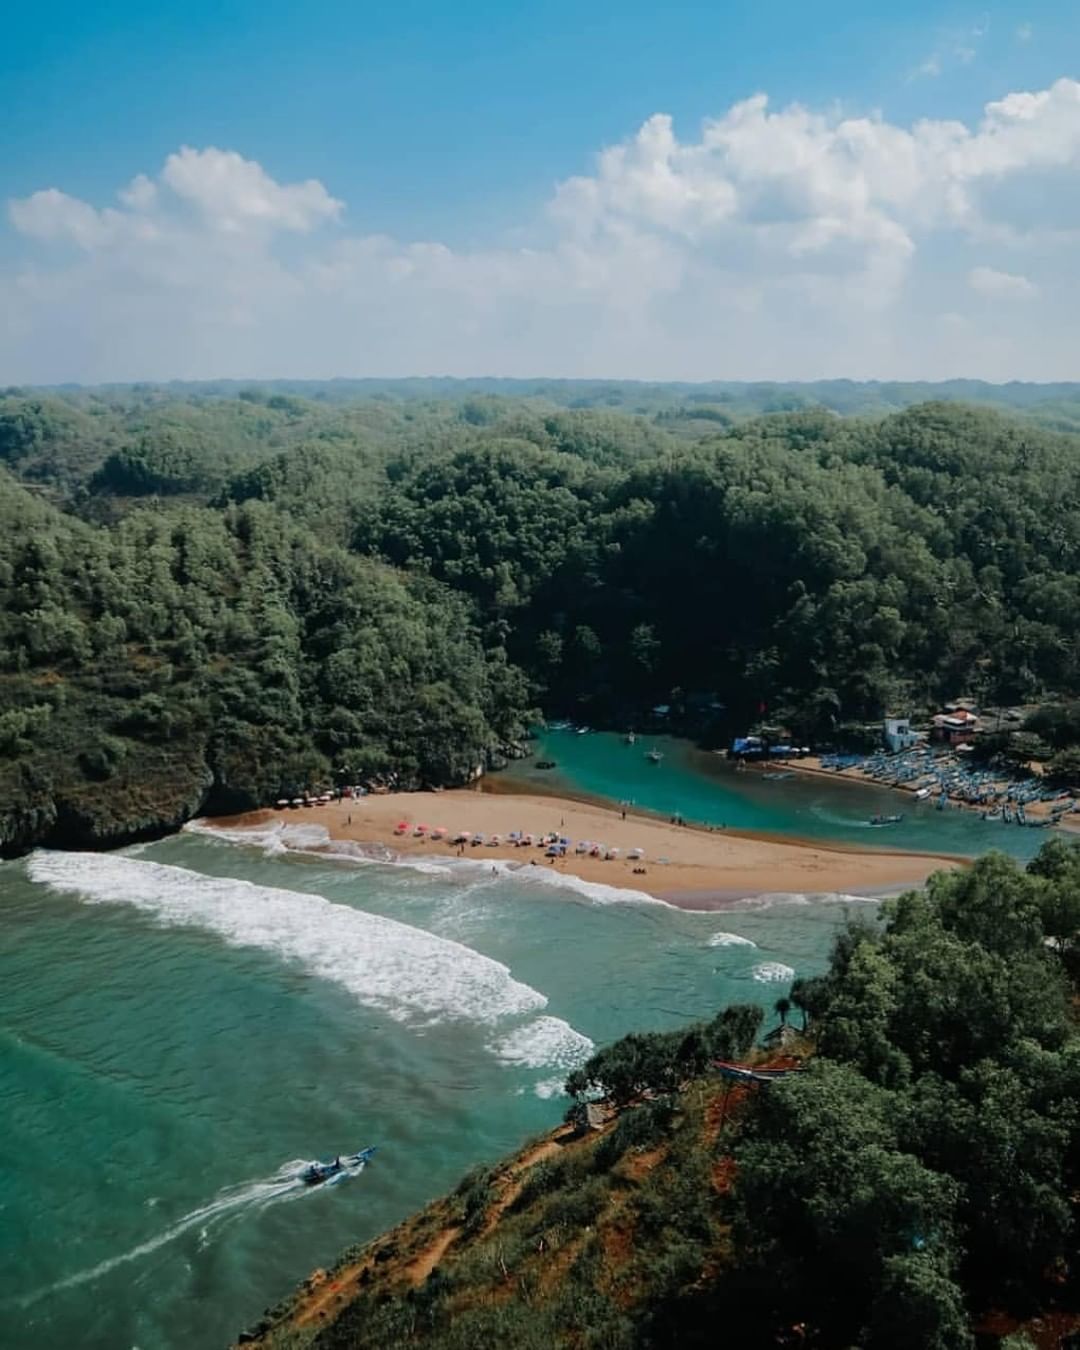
[206,787,962,909]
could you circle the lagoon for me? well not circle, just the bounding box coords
[502,728,1047,865]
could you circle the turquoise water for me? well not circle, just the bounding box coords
[505,728,1047,865]
[0,827,859,1350]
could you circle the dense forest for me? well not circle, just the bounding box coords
[6,380,1080,852]
[248,842,1080,1349]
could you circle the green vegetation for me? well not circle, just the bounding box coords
[8,382,1080,852]
[249,842,1080,1349]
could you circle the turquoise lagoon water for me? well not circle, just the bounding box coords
[0,734,1047,1349]
[0,826,856,1350]
[505,727,1048,866]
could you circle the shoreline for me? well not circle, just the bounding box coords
[768,753,1080,830]
[200,786,964,909]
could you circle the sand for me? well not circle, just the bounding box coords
[210,787,963,909]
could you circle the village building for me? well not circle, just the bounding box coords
[883,716,919,753]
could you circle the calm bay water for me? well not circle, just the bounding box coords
[505,728,1047,864]
[0,734,1045,1349]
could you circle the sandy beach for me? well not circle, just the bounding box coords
[206,788,963,909]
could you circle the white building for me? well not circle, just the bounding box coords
[884,717,919,753]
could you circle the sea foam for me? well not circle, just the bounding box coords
[27,851,545,1030]
[708,931,757,948]
[751,961,796,983]
[185,819,669,906]
[490,1016,594,1072]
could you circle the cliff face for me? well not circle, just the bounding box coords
[0,732,217,858]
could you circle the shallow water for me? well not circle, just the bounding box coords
[505,728,1048,863]
[0,828,861,1350]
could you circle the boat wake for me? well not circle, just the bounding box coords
[18,1156,364,1304]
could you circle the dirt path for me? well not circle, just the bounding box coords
[265,1128,586,1342]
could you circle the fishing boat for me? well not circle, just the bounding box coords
[868,814,904,826]
[300,1147,376,1186]
[645,749,663,763]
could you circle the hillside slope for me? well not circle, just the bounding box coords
[240,847,1080,1350]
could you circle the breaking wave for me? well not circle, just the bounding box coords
[490,1015,594,1072]
[751,961,796,983]
[707,931,757,948]
[27,851,544,1029]
[185,819,670,906]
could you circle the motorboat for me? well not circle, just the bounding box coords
[869,814,904,826]
[645,749,663,763]
[300,1147,376,1186]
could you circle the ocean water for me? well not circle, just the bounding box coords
[506,728,1049,863]
[0,827,864,1350]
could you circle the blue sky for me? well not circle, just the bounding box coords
[2,1,1079,381]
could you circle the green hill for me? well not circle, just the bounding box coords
[241,845,1080,1350]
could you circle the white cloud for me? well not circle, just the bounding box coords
[160,146,342,233]
[968,265,1038,298]
[4,79,1080,382]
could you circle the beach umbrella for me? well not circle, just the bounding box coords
[396,820,410,830]
[489,833,501,845]
[628,848,644,860]
[575,841,589,854]
[432,825,448,836]
[414,823,430,834]
[560,837,570,847]
[545,845,560,856]
[607,847,621,859]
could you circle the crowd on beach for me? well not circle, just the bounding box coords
[392,819,651,872]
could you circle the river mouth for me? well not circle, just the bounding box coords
[493,728,1047,864]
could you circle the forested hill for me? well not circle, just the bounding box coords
[5,386,1080,853]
